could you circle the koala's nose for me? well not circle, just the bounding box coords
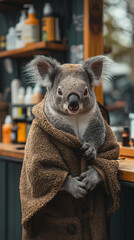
[68,93,80,111]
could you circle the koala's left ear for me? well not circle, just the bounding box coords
[82,55,113,87]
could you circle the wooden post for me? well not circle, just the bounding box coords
[84,0,103,104]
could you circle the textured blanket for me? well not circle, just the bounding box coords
[20,98,120,240]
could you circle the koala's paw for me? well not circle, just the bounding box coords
[81,142,96,161]
[63,175,87,198]
[80,166,102,191]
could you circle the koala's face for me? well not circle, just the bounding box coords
[49,65,95,115]
[27,55,112,115]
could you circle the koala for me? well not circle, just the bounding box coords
[27,55,112,198]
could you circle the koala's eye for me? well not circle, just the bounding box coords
[58,88,63,96]
[84,88,88,96]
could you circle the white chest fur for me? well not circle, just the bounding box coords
[63,111,93,140]
[46,103,96,141]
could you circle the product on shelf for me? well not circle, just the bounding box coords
[32,83,43,104]
[15,10,26,49]
[42,2,61,42]
[11,79,21,118]
[23,4,40,45]
[6,27,16,50]
[18,86,25,117]
[2,115,13,143]
[24,86,33,117]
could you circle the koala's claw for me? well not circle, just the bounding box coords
[63,175,88,198]
[80,166,102,191]
[81,142,96,160]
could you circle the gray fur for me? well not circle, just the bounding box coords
[26,55,112,198]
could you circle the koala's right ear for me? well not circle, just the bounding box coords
[26,56,60,89]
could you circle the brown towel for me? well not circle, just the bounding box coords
[20,98,120,238]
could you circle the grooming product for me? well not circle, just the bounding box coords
[11,79,21,118]
[23,4,39,45]
[32,83,43,104]
[6,27,16,50]
[42,3,60,42]
[18,87,25,117]
[122,127,130,147]
[15,10,26,48]
[2,115,13,143]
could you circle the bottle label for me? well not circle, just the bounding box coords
[23,24,39,44]
[42,17,55,41]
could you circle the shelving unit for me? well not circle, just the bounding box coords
[0,41,68,58]
[0,0,32,11]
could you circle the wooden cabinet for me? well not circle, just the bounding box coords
[0,157,22,240]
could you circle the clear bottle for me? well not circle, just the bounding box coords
[2,115,13,143]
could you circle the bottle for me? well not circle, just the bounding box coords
[2,115,13,143]
[11,79,21,118]
[122,127,130,147]
[18,87,25,117]
[24,86,33,117]
[42,3,61,42]
[11,123,18,144]
[23,4,39,45]
[15,10,26,49]
[32,83,43,104]
[129,113,134,146]
[14,117,27,144]
[6,27,16,50]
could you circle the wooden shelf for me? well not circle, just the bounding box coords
[0,0,32,10]
[0,42,68,58]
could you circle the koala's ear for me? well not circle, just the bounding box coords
[26,56,60,89]
[83,55,113,87]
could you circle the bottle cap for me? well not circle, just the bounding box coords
[28,5,35,14]
[4,115,13,124]
[43,3,53,15]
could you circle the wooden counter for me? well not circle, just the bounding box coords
[0,143,24,160]
[0,143,134,182]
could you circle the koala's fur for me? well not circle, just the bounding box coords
[26,55,112,198]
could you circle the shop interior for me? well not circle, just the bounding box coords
[0,0,134,239]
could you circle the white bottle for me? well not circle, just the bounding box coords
[23,4,40,46]
[15,10,26,49]
[24,86,33,117]
[32,83,43,104]
[18,87,25,117]
[6,27,16,50]
[11,79,21,118]
[24,86,32,104]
